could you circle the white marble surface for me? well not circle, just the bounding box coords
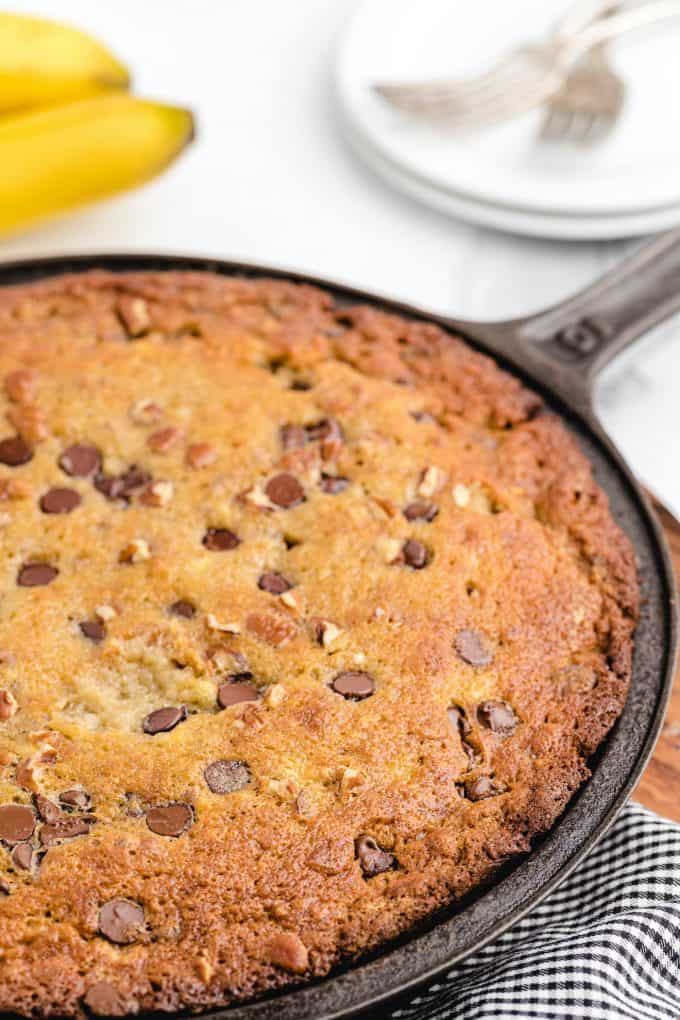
[4,0,680,514]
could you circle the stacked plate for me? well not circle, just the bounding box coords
[336,0,680,239]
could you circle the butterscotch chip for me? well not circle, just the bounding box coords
[186,442,217,468]
[267,932,309,974]
[0,269,637,1020]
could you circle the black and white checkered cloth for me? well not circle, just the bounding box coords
[391,804,680,1020]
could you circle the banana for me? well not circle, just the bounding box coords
[0,12,130,113]
[0,94,194,236]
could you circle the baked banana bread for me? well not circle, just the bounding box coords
[0,270,637,1017]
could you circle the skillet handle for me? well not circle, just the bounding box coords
[514,228,680,394]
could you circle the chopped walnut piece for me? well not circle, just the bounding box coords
[375,536,402,565]
[129,398,163,425]
[15,746,56,791]
[0,478,31,501]
[118,539,152,564]
[139,480,174,507]
[267,932,309,974]
[246,612,297,647]
[314,619,343,649]
[264,684,286,708]
[418,465,447,498]
[241,484,274,511]
[195,956,214,984]
[118,295,151,337]
[7,404,48,443]
[280,589,304,615]
[295,788,317,819]
[4,370,39,403]
[0,689,18,720]
[147,426,182,452]
[265,776,301,801]
[186,443,217,469]
[205,614,241,635]
[95,605,117,623]
[453,483,471,508]
[337,765,364,797]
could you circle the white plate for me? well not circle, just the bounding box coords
[340,103,680,239]
[337,0,680,220]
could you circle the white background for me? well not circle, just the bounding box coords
[4,0,680,513]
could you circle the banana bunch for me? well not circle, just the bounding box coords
[0,13,194,235]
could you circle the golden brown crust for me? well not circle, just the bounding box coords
[0,271,637,1016]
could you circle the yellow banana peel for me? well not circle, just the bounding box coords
[0,13,130,113]
[0,94,194,236]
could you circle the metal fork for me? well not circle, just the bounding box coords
[373,0,680,130]
[541,41,624,144]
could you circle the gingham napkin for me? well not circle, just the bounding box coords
[390,804,680,1020]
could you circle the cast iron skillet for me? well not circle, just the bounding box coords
[0,233,678,1020]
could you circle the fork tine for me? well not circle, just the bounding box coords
[583,112,614,144]
[378,66,552,119]
[540,109,573,141]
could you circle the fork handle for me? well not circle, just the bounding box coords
[563,0,680,62]
[554,0,620,40]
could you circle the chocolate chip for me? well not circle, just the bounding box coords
[410,410,436,424]
[169,599,196,619]
[59,788,92,811]
[40,817,92,845]
[454,629,494,667]
[265,473,305,508]
[203,759,251,794]
[402,539,428,569]
[280,424,307,451]
[306,419,342,443]
[142,705,187,734]
[355,835,395,878]
[145,802,193,837]
[478,699,517,737]
[447,705,471,738]
[33,794,62,824]
[331,670,375,701]
[290,379,312,391]
[217,679,260,709]
[40,487,81,514]
[59,443,101,478]
[465,775,501,801]
[0,436,33,466]
[202,527,240,551]
[258,571,292,595]
[83,982,126,1017]
[79,620,106,643]
[17,563,58,587]
[95,464,150,503]
[98,898,145,944]
[320,474,349,494]
[403,501,438,522]
[0,805,35,844]
[11,842,34,870]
